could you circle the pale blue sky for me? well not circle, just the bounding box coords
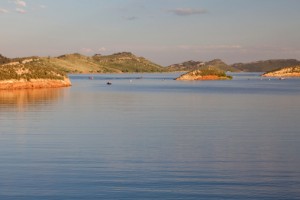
[1,0,300,65]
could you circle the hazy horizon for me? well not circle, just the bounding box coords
[1,0,300,66]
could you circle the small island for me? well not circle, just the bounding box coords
[176,67,232,81]
[262,66,300,77]
[0,58,71,90]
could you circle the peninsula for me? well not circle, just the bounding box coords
[262,66,300,77]
[0,57,71,90]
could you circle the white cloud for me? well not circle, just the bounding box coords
[80,48,94,53]
[16,8,26,14]
[98,47,107,52]
[168,8,208,16]
[80,47,107,54]
[13,0,26,7]
[0,8,9,14]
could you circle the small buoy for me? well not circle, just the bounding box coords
[106,82,112,85]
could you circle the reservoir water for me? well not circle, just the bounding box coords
[1,73,300,200]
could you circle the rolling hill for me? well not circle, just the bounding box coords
[49,52,166,73]
[1,52,166,75]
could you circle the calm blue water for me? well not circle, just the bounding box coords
[1,73,300,200]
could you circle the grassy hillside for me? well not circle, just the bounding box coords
[1,52,166,79]
[92,52,165,73]
[0,58,68,81]
[167,59,239,72]
[49,52,165,73]
[48,53,117,73]
[231,59,300,72]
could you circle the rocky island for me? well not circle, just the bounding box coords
[0,57,71,90]
[176,67,232,81]
[262,65,300,77]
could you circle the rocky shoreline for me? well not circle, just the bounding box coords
[262,66,300,77]
[0,78,72,90]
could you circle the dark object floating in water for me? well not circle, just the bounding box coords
[106,82,112,85]
[88,76,94,80]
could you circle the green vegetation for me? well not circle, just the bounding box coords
[176,66,232,80]
[0,59,67,81]
[194,67,232,78]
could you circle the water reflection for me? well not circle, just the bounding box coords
[0,88,67,111]
[1,74,300,199]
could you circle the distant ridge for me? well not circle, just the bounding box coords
[168,58,300,73]
[3,52,300,74]
[231,59,300,72]
[167,60,205,72]
[167,59,239,72]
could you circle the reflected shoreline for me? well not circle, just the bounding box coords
[0,88,67,111]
